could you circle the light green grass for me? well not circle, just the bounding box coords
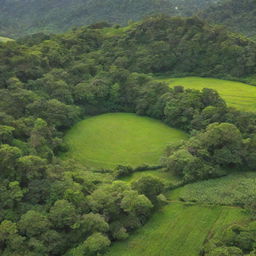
[120,169,181,186]
[167,172,256,206]
[62,113,187,169]
[106,203,248,256]
[0,36,14,42]
[155,76,256,112]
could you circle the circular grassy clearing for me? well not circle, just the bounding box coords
[62,113,187,169]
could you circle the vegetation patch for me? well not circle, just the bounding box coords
[0,36,13,42]
[0,0,219,38]
[167,172,256,206]
[63,113,188,169]
[156,76,256,112]
[106,202,248,256]
[119,168,181,187]
[108,172,253,256]
[200,0,256,38]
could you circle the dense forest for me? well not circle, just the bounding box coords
[0,0,220,38]
[0,15,256,255]
[200,0,256,38]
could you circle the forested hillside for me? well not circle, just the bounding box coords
[1,16,256,255]
[0,0,219,38]
[200,0,256,38]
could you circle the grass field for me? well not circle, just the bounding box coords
[155,76,256,112]
[106,203,248,256]
[107,172,253,256]
[62,113,187,169]
[167,172,256,206]
[0,36,14,42]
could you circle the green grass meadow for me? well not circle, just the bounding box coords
[106,203,248,256]
[155,76,256,112]
[62,113,187,169]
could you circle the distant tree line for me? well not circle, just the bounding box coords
[200,0,256,38]
[0,0,218,38]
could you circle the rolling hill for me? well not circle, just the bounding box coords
[0,0,220,38]
[200,0,256,38]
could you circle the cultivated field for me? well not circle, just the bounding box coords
[107,170,252,256]
[106,202,248,256]
[62,113,187,169]
[167,172,256,206]
[155,76,256,112]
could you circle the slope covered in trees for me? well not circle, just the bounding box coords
[0,0,220,38]
[200,0,256,38]
[1,16,256,255]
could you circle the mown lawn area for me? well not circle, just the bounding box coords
[62,113,187,169]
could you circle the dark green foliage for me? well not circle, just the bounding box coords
[164,123,256,181]
[117,16,256,77]
[18,210,50,237]
[0,0,219,38]
[200,0,256,38]
[0,125,14,144]
[203,222,256,255]
[114,165,134,178]
[132,176,165,205]
[114,164,161,178]
[67,232,111,256]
